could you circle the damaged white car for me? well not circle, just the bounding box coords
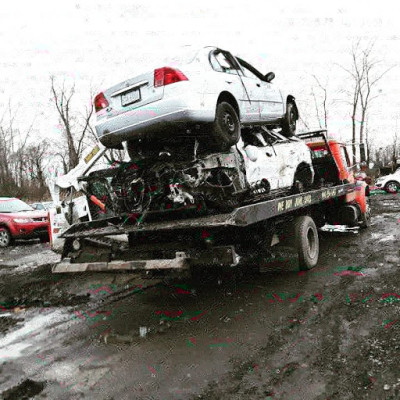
[93,46,299,153]
[51,127,313,228]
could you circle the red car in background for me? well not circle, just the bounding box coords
[0,197,49,247]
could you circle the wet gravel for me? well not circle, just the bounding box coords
[0,193,398,399]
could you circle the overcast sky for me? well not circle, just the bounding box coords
[1,0,399,152]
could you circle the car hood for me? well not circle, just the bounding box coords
[377,173,399,181]
[0,210,48,219]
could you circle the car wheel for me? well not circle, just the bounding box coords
[292,164,313,194]
[212,102,240,151]
[281,101,297,137]
[384,180,400,193]
[0,227,12,248]
[39,234,49,243]
[293,216,319,270]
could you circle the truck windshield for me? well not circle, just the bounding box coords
[0,199,33,213]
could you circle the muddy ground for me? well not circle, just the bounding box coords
[0,193,399,400]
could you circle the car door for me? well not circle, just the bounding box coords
[208,50,260,123]
[240,132,280,190]
[258,80,284,121]
[232,58,264,122]
[236,57,284,121]
[260,130,298,188]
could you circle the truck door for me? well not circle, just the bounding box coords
[339,145,354,182]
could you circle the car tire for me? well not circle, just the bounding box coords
[281,101,297,137]
[0,227,12,248]
[39,234,49,243]
[384,180,400,193]
[292,164,313,194]
[293,216,319,270]
[211,102,240,151]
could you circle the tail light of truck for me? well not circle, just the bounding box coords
[94,92,109,112]
[154,67,188,88]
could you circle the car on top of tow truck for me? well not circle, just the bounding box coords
[93,46,299,153]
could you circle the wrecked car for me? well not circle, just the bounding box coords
[93,46,299,153]
[56,127,313,226]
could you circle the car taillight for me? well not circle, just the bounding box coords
[154,67,188,88]
[94,92,109,112]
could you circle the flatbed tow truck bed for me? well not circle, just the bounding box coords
[53,183,356,273]
[61,184,353,238]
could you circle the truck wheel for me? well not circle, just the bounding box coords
[384,181,400,193]
[281,101,297,137]
[360,199,371,229]
[0,227,12,248]
[293,216,319,270]
[212,102,240,151]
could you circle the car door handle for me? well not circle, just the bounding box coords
[256,83,261,87]
[226,81,233,84]
[266,152,272,157]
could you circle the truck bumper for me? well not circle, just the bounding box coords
[52,246,239,273]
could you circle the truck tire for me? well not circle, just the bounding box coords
[293,216,319,270]
[359,199,371,229]
[0,227,12,248]
[211,102,240,151]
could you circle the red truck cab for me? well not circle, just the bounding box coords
[299,131,370,227]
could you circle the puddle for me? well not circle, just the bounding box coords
[1,379,45,399]
[0,309,69,361]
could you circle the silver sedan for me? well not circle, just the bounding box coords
[94,46,299,154]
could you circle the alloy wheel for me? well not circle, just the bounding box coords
[0,230,10,247]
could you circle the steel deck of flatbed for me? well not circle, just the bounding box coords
[61,183,355,239]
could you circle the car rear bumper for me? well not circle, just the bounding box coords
[95,97,215,147]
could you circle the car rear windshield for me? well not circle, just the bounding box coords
[0,199,33,213]
[160,46,199,67]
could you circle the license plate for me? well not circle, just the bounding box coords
[121,89,140,106]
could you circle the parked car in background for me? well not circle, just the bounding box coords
[0,198,49,247]
[375,168,400,193]
[94,46,299,155]
[30,201,55,211]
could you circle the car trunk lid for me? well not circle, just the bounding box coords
[99,71,164,119]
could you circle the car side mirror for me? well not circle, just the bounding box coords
[264,72,275,83]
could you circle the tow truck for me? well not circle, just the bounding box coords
[48,130,370,274]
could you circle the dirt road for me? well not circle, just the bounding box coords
[0,193,399,400]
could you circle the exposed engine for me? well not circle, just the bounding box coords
[80,146,249,222]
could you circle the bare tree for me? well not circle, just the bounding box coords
[339,40,393,164]
[50,76,95,169]
[311,75,328,129]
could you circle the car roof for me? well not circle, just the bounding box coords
[0,197,18,201]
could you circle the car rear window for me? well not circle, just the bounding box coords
[0,199,33,213]
[160,46,199,67]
